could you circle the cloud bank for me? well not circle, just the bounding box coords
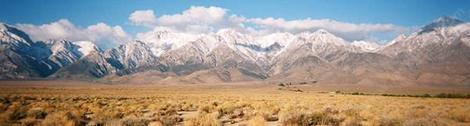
[16,19,131,49]
[129,6,243,34]
[15,6,408,49]
[130,6,407,41]
[129,10,158,27]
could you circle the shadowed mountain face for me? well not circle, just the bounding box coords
[0,17,469,86]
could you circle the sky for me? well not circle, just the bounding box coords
[1,0,470,48]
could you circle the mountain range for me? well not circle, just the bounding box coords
[1,17,469,86]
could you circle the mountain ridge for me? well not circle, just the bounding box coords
[1,17,469,86]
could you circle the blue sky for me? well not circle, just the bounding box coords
[2,0,470,26]
[1,0,469,48]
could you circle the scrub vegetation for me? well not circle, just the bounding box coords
[0,81,469,126]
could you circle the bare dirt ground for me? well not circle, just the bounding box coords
[0,80,469,126]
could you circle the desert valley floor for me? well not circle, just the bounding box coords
[0,81,469,126]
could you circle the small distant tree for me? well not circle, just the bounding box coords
[435,93,448,98]
[294,89,303,92]
[422,94,431,97]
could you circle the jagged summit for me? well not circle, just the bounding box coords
[419,16,464,34]
[296,29,347,46]
[216,28,253,44]
[434,16,463,24]
[0,23,33,45]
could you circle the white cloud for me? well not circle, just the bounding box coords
[157,6,226,26]
[129,10,157,27]
[129,6,408,41]
[12,6,408,50]
[130,6,245,33]
[16,19,131,49]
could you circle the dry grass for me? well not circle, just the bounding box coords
[248,114,266,126]
[0,81,469,126]
[185,112,220,126]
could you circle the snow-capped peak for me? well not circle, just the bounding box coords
[419,16,464,34]
[0,23,33,47]
[46,40,72,51]
[137,28,201,56]
[74,41,100,56]
[216,28,254,45]
[386,34,407,46]
[351,40,381,52]
[256,32,294,48]
[45,40,97,57]
[298,29,347,46]
[434,16,463,24]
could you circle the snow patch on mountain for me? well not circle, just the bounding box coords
[136,28,202,56]
[257,32,294,47]
[351,40,381,52]
[419,16,464,34]
[74,41,99,56]
[299,29,348,46]
[0,23,33,51]
[381,18,470,56]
